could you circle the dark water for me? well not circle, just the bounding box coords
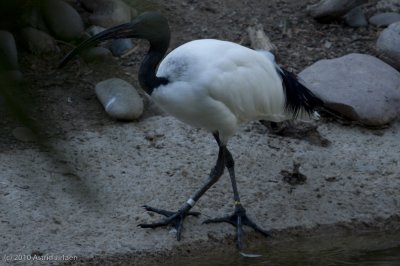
[170,232,400,266]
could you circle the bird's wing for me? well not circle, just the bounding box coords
[155,39,289,143]
[196,41,287,123]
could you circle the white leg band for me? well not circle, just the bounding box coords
[187,198,196,207]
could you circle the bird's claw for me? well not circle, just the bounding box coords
[138,205,200,241]
[203,205,269,249]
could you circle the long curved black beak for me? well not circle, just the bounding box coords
[58,22,137,69]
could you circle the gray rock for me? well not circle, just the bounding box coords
[369,12,400,27]
[21,27,58,54]
[41,0,84,41]
[0,31,18,71]
[82,47,113,63]
[85,25,107,37]
[324,40,333,49]
[299,53,400,126]
[377,22,400,70]
[344,6,368,27]
[307,0,368,22]
[12,127,37,142]
[23,6,50,33]
[82,0,132,27]
[377,0,400,13]
[78,0,101,11]
[131,7,138,19]
[111,38,134,56]
[95,78,143,120]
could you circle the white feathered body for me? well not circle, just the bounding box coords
[152,39,294,143]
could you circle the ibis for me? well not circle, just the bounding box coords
[59,11,323,250]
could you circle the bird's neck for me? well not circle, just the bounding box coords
[139,42,169,95]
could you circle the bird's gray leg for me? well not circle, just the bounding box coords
[204,133,269,250]
[138,137,226,241]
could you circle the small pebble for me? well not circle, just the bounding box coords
[369,12,400,27]
[21,27,58,54]
[95,78,143,120]
[344,6,368,27]
[85,25,106,37]
[82,47,113,63]
[324,41,332,49]
[110,38,134,56]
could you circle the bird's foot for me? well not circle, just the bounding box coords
[138,205,200,241]
[203,203,269,249]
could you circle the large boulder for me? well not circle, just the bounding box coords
[299,53,400,126]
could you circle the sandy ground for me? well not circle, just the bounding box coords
[1,116,399,265]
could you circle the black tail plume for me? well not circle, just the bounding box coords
[276,67,323,118]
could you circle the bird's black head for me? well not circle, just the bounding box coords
[129,12,170,46]
[58,11,170,68]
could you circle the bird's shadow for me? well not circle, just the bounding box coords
[259,120,330,147]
